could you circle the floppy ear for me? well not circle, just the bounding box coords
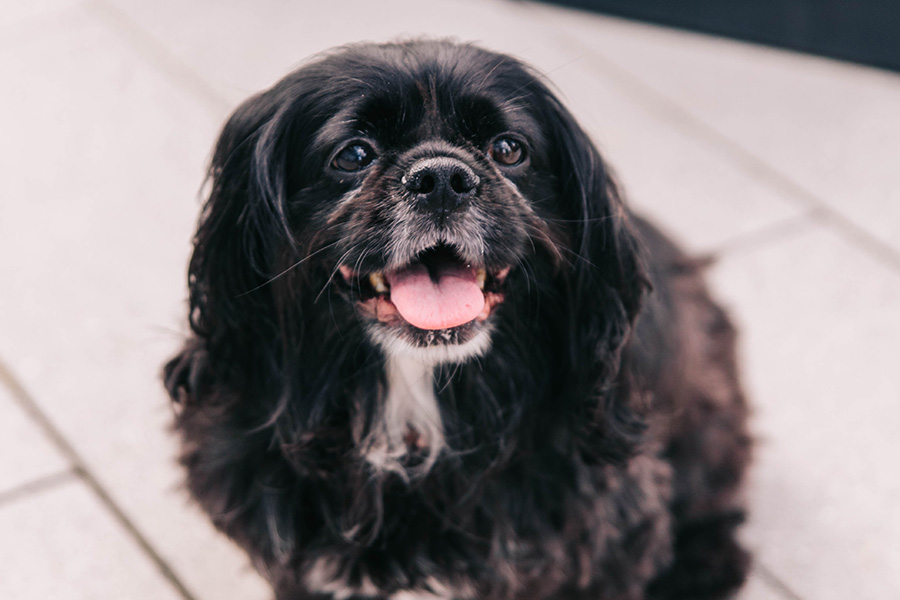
[535,87,650,462]
[165,87,301,404]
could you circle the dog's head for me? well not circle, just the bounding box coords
[186,40,645,374]
[308,43,549,362]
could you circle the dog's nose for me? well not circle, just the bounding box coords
[402,157,479,217]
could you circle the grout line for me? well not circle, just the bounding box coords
[0,469,79,509]
[0,358,199,600]
[708,210,820,258]
[756,563,807,600]
[527,2,900,274]
[85,0,234,117]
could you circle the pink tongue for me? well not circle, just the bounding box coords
[386,262,485,330]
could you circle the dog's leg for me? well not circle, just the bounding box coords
[646,511,749,600]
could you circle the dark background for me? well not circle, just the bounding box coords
[539,0,900,73]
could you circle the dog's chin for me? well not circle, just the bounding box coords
[338,244,511,365]
[366,320,496,365]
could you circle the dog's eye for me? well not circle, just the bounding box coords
[489,137,525,167]
[332,143,376,172]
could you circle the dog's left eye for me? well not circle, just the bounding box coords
[332,143,376,172]
[489,137,525,167]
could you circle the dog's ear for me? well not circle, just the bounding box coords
[169,86,307,403]
[191,89,296,338]
[535,87,650,462]
[535,89,648,361]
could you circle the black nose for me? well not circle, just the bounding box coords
[402,157,479,217]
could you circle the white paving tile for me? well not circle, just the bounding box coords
[710,222,900,600]
[0,9,267,600]
[0,0,83,31]
[0,480,182,600]
[534,3,900,256]
[0,383,70,497]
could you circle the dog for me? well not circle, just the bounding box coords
[164,40,751,600]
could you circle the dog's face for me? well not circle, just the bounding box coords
[192,40,644,372]
[317,60,558,363]
[265,42,568,364]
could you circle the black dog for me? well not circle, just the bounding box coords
[164,40,751,600]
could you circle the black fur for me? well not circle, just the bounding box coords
[164,40,751,600]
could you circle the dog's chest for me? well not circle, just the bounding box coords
[306,554,468,600]
[359,355,446,473]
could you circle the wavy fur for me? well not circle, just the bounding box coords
[164,40,751,600]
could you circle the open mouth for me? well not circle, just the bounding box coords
[338,244,509,335]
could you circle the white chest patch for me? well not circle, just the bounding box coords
[305,556,463,600]
[359,355,445,476]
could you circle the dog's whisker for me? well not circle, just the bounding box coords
[235,240,341,297]
[540,215,617,224]
[315,242,366,304]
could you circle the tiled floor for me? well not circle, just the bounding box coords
[1,1,897,599]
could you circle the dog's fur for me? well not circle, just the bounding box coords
[164,40,751,600]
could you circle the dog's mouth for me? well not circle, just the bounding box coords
[338,244,509,338]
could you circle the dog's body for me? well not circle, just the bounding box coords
[165,41,751,600]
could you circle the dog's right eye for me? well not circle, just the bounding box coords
[332,143,376,173]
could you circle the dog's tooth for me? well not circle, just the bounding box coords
[476,268,487,290]
[369,272,388,293]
